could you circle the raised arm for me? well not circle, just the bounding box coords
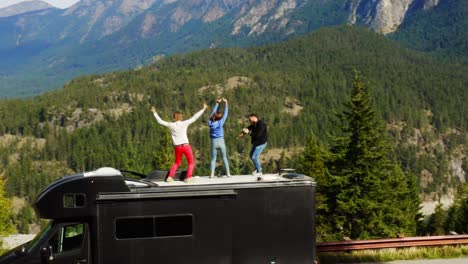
[209,102,220,118]
[151,106,170,127]
[185,103,208,125]
[218,99,228,126]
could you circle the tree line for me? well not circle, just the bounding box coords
[0,26,466,240]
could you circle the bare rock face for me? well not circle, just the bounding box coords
[348,0,443,34]
[9,0,447,47]
[232,0,300,36]
[64,0,159,41]
[423,0,440,10]
[135,0,303,38]
[368,0,413,34]
[138,0,443,36]
[119,0,158,16]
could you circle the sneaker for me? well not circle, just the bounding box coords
[184,177,194,183]
[165,177,174,183]
[253,170,262,176]
[209,174,214,178]
[253,171,263,181]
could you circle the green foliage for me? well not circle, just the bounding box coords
[445,184,468,234]
[0,177,15,236]
[0,26,465,234]
[390,0,468,64]
[152,130,174,170]
[425,202,447,236]
[318,246,468,263]
[16,205,35,234]
[325,72,419,239]
[296,134,336,242]
[420,184,468,236]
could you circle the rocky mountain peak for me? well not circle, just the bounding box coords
[0,0,54,18]
[62,0,160,42]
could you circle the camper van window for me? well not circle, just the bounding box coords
[63,193,86,208]
[116,215,193,239]
[49,223,84,254]
[155,215,192,237]
[116,217,154,239]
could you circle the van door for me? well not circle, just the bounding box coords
[41,223,89,264]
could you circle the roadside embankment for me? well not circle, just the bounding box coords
[1,234,36,249]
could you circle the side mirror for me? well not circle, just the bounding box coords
[41,245,54,263]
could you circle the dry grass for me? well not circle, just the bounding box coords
[318,245,468,263]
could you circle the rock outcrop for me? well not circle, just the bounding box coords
[348,0,444,34]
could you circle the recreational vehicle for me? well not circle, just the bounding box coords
[0,167,316,264]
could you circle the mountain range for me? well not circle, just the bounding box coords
[0,0,465,97]
[0,0,54,18]
[0,26,466,207]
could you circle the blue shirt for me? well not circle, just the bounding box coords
[208,103,228,138]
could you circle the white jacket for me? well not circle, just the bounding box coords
[153,108,205,146]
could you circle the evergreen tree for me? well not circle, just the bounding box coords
[298,134,338,241]
[153,129,176,170]
[426,202,447,235]
[406,171,425,235]
[0,177,15,238]
[445,183,468,234]
[16,206,34,234]
[326,71,418,239]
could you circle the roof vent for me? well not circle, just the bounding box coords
[84,167,122,177]
[282,173,305,179]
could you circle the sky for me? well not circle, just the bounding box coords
[0,0,80,9]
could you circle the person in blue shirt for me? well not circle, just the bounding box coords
[208,98,230,177]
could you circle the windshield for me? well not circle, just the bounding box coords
[25,222,52,252]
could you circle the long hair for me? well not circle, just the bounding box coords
[210,111,223,122]
[173,111,183,121]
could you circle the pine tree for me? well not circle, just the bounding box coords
[327,71,418,239]
[426,202,447,235]
[16,206,34,234]
[298,134,338,241]
[0,177,15,237]
[445,183,468,234]
[153,129,175,170]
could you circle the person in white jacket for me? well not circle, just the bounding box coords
[151,103,207,183]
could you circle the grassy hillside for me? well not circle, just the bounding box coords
[0,25,466,210]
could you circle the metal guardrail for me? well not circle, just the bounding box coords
[317,235,468,252]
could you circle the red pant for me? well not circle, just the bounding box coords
[169,144,195,178]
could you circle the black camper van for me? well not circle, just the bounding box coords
[0,167,316,264]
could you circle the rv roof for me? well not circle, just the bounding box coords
[100,173,314,202]
[156,174,290,186]
[123,173,307,189]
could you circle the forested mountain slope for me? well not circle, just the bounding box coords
[0,0,465,97]
[0,26,466,215]
[391,0,467,64]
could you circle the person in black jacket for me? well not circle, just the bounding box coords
[239,113,268,179]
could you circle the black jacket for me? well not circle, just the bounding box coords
[247,119,268,146]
